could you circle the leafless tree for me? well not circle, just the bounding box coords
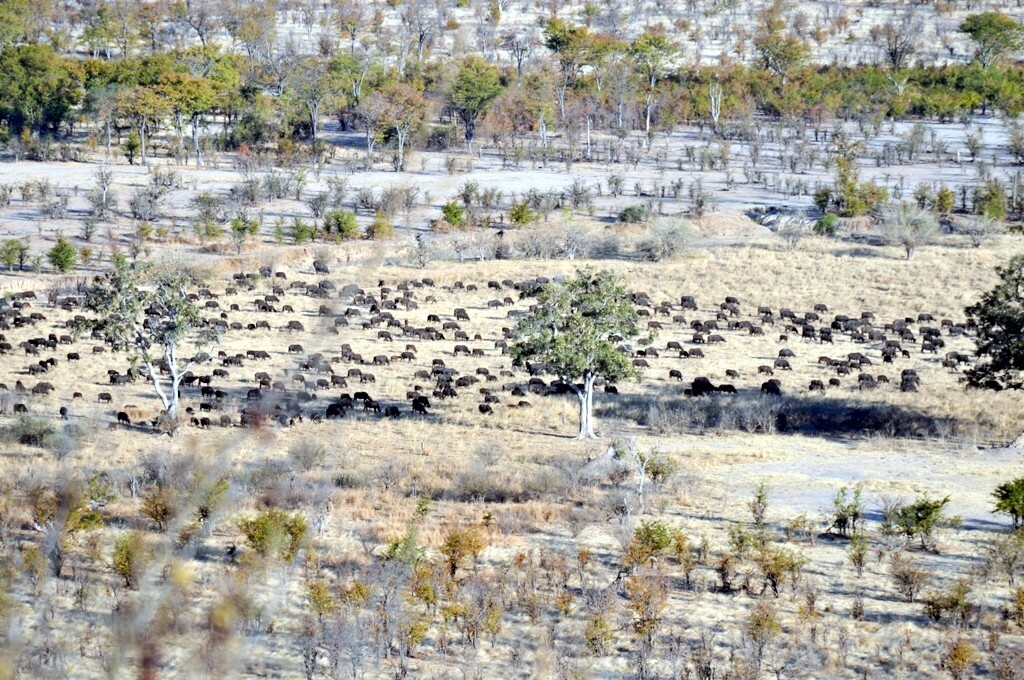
[175,0,220,47]
[502,30,536,82]
[869,9,921,69]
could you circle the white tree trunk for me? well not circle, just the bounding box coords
[192,115,203,167]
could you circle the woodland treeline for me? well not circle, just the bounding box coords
[1,1,1023,169]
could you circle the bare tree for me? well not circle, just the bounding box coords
[502,30,536,82]
[175,0,220,46]
[869,9,921,69]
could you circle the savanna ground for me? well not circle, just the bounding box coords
[4,0,1024,676]
[0,226,1022,679]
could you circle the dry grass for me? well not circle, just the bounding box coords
[0,234,1022,677]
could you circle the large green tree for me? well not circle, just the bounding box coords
[0,45,83,133]
[965,254,1024,390]
[156,72,218,166]
[449,55,503,151]
[115,85,170,165]
[84,261,219,428]
[962,12,1024,68]
[510,269,642,439]
[629,30,679,144]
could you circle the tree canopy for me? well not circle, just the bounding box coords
[993,477,1024,529]
[448,55,503,149]
[962,12,1024,67]
[0,45,83,133]
[84,260,219,427]
[510,269,642,439]
[965,254,1024,389]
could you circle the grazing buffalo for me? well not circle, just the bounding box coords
[689,377,717,397]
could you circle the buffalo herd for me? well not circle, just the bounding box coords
[0,264,980,435]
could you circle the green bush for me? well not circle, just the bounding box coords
[237,509,308,561]
[814,213,838,236]
[441,200,465,229]
[617,205,648,224]
[508,201,535,227]
[885,495,951,550]
[323,209,360,239]
[290,217,318,244]
[993,478,1024,529]
[623,520,677,569]
[47,237,77,272]
[366,211,394,239]
[112,531,149,588]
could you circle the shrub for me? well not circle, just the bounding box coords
[636,218,692,261]
[956,216,1004,247]
[289,440,327,472]
[935,185,955,215]
[994,478,1024,529]
[141,486,176,531]
[755,544,806,596]
[323,209,359,240]
[923,579,975,625]
[112,531,149,588]
[831,485,864,536]
[441,200,465,229]
[128,186,164,222]
[584,616,615,655]
[878,203,940,260]
[776,217,810,249]
[890,554,931,602]
[975,180,1008,220]
[623,520,677,569]
[366,211,394,239]
[4,416,57,449]
[617,204,648,224]
[439,524,486,577]
[814,212,838,236]
[941,636,978,680]
[886,494,951,550]
[290,217,318,244]
[237,509,308,561]
[508,200,535,227]
[848,532,868,577]
[47,237,77,273]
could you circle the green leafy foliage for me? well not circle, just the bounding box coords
[449,55,503,146]
[322,209,359,240]
[112,531,149,588]
[994,478,1024,529]
[966,255,1024,389]
[885,495,950,550]
[237,509,308,562]
[0,45,83,133]
[961,12,1024,67]
[84,260,218,422]
[510,269,641,438]
[47,237,77,273]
